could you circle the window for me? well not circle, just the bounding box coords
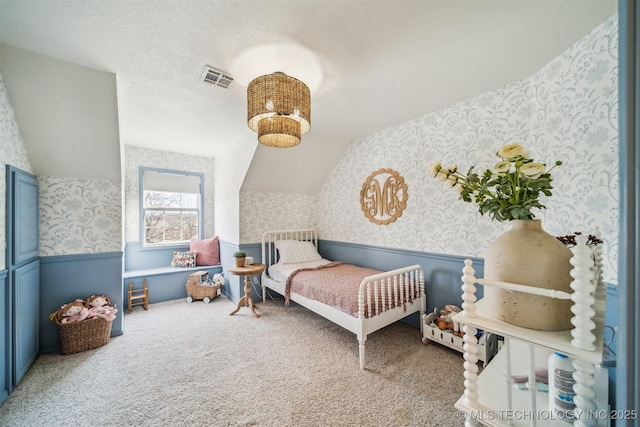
[140,168,204,246]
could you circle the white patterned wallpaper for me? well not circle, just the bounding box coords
[239,191,317,243]
[241,15,619,284]
[124,145,217,242]
[39,177,122,256]
[0,73,34,269]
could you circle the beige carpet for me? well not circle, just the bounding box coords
[0,296,466,426]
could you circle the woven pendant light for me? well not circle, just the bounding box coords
[247,72,311,148]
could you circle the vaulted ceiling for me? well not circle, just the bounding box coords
[0,0,617,193]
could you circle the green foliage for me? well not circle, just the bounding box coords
[233,251,246,258]
[432,144,562,222]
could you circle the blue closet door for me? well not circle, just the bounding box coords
[12,260,39,385]
[5,166,39,396]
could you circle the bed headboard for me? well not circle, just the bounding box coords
[261,229,318,268]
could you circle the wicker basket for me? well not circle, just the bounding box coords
[186,271,221,303]
[55,317,113,355]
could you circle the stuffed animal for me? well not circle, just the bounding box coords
[441,304,461,322]
[212,273,225,287]
[436,304,462,332]
[59,300,89,323]
[86,295,118,321]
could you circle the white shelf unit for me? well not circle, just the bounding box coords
[453,235,610,427]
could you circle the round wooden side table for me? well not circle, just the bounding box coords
[228,263,266,318]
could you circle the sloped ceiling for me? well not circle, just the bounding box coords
[0,0,617,193]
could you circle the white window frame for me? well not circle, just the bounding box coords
[139,167,204,247]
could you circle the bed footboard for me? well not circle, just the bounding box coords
[357,265,425,369]
[358,265,425,319]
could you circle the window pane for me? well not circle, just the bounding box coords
[181,193,198,209]
[144,191,184,208]
[144,209,199,244]
[140,168,204,246]
[144,211,165,244]
[164,212,182,241]
[182,211,198,240]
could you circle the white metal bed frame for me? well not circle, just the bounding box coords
[261,229,426,369]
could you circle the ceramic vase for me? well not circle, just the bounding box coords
[484,219,573,331]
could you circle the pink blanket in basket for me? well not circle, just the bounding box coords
[285,261,382,317]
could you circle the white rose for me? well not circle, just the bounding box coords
[520,162,546,178]
[497,144,524,159]
[494,161,511,173]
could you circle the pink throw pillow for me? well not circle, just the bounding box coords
[190,236,220,266]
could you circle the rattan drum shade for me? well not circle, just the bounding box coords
[247,72,311,148]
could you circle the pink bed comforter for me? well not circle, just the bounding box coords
[285,261,382,317]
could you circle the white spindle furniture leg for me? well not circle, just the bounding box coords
[460,259,481,425]
[461,260,477,318]
[462,324,480,415]
[572,359,598,427]
[570,234,598,351]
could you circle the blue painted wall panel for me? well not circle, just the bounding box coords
[13,260,39,385]
[124,266,222,307]
[39,252,123,354]
[124,240,224,307]
[219,239,243,303]
[11,170,38,266]
[0,269,8,405]
[125,241,190,271]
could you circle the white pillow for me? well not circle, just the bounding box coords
[275,240,322,264]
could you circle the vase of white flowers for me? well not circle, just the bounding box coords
[433,143,573,331]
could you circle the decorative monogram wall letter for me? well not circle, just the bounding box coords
[360,168,408,225]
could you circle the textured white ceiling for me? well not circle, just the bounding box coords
[0,0,617,192]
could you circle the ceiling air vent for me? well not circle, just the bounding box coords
[201,65,234,89]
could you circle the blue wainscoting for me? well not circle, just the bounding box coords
[39,252,123,354]
[123,241,222,307]
[220,239,243,303]
[125,241,191,271]
[123,266,222,306]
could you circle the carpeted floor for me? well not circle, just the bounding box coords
[0,296,467,426]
